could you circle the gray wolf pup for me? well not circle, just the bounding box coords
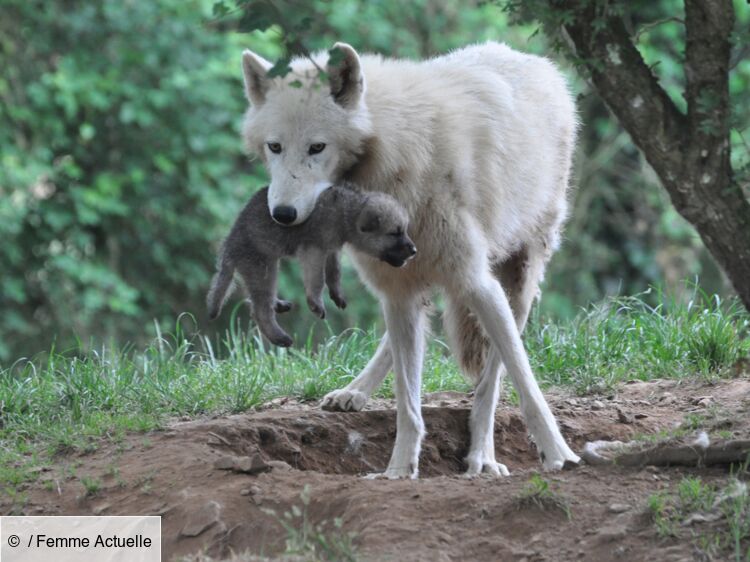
[207,184,416,347]
[240,41,580,477]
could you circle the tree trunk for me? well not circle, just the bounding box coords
[556,0,750,309]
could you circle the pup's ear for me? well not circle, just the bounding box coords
[356,207,380,233]
[327,42,365,109]
[242,49,273,106]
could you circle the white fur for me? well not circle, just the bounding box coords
[242,41,580,477]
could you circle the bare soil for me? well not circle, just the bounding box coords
[6,375,750,561]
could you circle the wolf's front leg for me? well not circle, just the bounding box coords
[298,248,328,319]
[365,297,426,479]
[324,252,347,309]
[321,333,392,412]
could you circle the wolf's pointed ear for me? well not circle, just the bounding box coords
[327,42,365,109]
[242,49,272,106]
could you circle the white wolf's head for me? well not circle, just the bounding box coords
[241,43,372,225]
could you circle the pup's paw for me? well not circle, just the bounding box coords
[330,291,347,310]
[306,297,326,319]
[274,299,294,314]
[268,333,293,348]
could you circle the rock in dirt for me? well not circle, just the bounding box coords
[267,460,293,472]
[180,501,221,538]
[213,456,237,470]
[608,503,631,514]
[591,400,605,410]
[214,454,271,475]
[595,520,628,542]
[617,408,635,424]
[235,454,270,475]
[92,503,110,515]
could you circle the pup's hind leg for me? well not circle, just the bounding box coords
[236,259,293,347]
[321,333,392,411]
[299,248,328,319]
[325,252,347,309]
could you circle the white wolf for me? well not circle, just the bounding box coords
[241,41,581,478]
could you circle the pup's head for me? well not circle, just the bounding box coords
[241,43,372,226]
[351,193,416,268]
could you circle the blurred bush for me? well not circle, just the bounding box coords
[0,0,739,361]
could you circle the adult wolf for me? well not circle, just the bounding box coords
[241,41,580,478]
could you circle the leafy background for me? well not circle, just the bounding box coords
[1,0,748,362]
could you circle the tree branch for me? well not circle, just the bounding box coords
[559,4,687,199]
[552,0,750,310]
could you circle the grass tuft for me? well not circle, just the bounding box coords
[514,473,572,520]
[262,485,358,562]
[647,475,750,560]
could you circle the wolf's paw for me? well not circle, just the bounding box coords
[364,465,418,480]
[540,444,581,472]
[306,297,326,319]
[320,389,367,412]
[463,454,510,478]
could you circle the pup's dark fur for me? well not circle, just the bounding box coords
[207,184,416,347]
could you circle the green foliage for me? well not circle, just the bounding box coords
[0,0,261,360]
[80,476,102,497]
[263,485,359,562]
[1,292,746,495]
[515,473,572,519]
[648,476,750,560]
[526,288,750,394]
[1,0,747,361]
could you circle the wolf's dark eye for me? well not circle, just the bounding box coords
[267,142,282,154]
[308,143,326,155]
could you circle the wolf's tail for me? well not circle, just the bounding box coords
[207,262,235,320]
[443,300,488,384]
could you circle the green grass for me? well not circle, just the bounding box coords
[0,290,748,494]
[263,485,358,562]
[648,475,750,560]
[526,288,750,394]
[514,473,572,520]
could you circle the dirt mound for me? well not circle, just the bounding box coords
[7,377,750,561]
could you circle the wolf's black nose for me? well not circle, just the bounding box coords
[408,244,417,256]
[272,206,297,225]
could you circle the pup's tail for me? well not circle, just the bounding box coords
[207,262,235,320]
